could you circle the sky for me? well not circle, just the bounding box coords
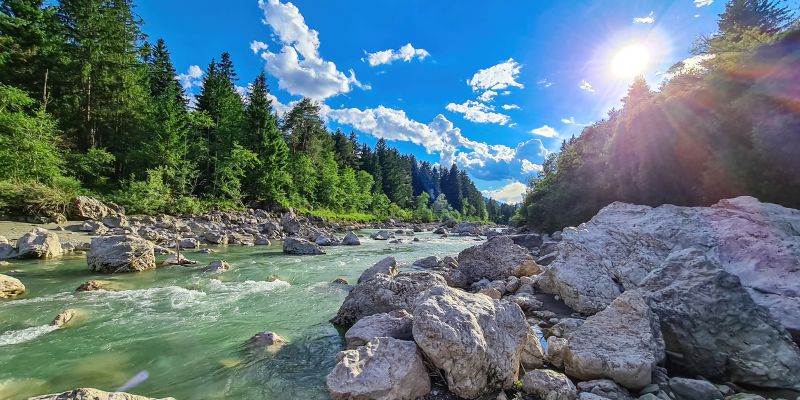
[137,0,729,203]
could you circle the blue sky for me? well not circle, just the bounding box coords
[137,0,728,203]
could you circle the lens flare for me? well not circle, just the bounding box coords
[612,44,651,78]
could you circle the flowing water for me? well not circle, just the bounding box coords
[0,231,481,399]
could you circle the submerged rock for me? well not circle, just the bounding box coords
[448,236,540,288]
[357,256,397,284]
[282,237,325,255]
[203,260,231,272]
[0,273,25,298]
[522,369,578,400]
[29,388,174,400]
[51,309,78,327]
[564,291,664,390]
[246,331,286,352]
[76,280,109,292]
[87,235,156,273]
[331,272,447,327]
[326,337,431,400]
[344,309,414,349]
[16,227,62,259]
[413,286,528,399]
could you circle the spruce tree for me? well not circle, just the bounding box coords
[244,72,289,202]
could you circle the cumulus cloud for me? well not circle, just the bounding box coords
[252,0,365,99]
[478,90,498,102]
[176,65,203,90]
[579,79,595,93]
[481,181,528,204]
[445,100,511,125]
[502,104,520,110]
[531,125,559,138]
[694,0,713,7]
[364,43,430,66]
[468,58,524,92]
[633,11,655,24]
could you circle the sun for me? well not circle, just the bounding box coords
[612,43,651,78]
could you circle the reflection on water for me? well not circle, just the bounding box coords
[0,231,479,399]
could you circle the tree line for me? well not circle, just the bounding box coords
[516,0,799,231]
[0,0,508,223]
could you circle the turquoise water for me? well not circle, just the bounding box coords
[0,231,480,399]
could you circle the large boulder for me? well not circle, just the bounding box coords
[331,272,447,327]
[282,237,325,255]
[16,228,62,259]
[0,235,16,259]
[326,337,431,400]
[522,369,578,400]
[30,388,173,400]
[537,197,800,337]
[369,230,394,240]
[412,286,529,399]
[448,236,540,288]
[70,196,110,220]
[0,274,25,298]
[638,249,800,390]
[344,309,413,349]
[563,291,664,390]
[357,256,397,284]
[280,209,301,235]
[87,235,156,273]
[342,231,360,246]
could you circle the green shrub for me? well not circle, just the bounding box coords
[0,179,82,216]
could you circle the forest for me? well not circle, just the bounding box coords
[516,0,800,231]
[0,0,518,224]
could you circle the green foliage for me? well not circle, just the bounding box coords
[67,147,115,187]
[0,177,81,216]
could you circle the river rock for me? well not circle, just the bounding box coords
[16,228,62,259]
[521,326,547,369]
[344,309,414,349]
[87,235,156,273]
[179,237,200,249]
[576,379,634,400]
[70,196,110,220]
[413,286,528,399]
[509,233,544,251]
[537,197,800,337]
[246,331,286,352]
[638,249,800,390]
[282,237,325,255]
[204,230,229,245]
[314,234,340,246]
[522,369,578,400]
[667,378,723,400]
[326,337,431,400]
[369,230,394,240]
[448,236,540,288]
[563,291,664,390]
[0,274,25,298]
[76,280,108,292]
[102,214,128,229]
[51,309,77,327]
[30,388,174,400]
[0,236,17,259]
[342,231,360,245]
[331,272,447,327]
[203,260,231,272]
[281,209,301,235]
[548,336,568,369]
[357,256,397,284]
[412,255,441,269]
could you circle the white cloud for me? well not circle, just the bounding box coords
[633,11,655,24]
[364,43,430,66]
[176,65,204,90]
[250,40,269,54]
[478,90,498,102]
[531,125,559,138]
[521,159,543,174]
[468,58,524,92]
[695,0,713,7]
[561,116,576,124]
[481,181,528,204]
[537,79,553,88]
[253,0,365,99]
[445,100,511,125]
[268,93,292,115]
[502,104,520,110]
[579,79,595,93]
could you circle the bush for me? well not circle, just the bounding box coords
[0,178,82,217]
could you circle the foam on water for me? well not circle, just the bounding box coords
[0,325,59,346]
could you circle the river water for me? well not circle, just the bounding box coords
[0,231,481,399]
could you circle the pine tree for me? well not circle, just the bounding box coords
[621,76,653,111]
[718,0,794,35]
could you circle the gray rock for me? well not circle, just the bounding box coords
[509,233,543,251]
[179,237,200,249]
[668,378,723,400]
[102,214,128,229]
[549,318,584,339]
[357,256,397,284]
[548,336,568,369]
[564,291,664,390]
[281,209,301,235]
[326,337,431,400]
[342,231,361,245]
[16,228,62,259]
[0,274,25,298]
[448,236,541,288]
[30,388,173,400]
[522,369,578,400]
[87,235,156,273]
[70,196,110,220]
[413,286,528,399]
[204,230,229,245]
[246,331,286,352]
[412,255,441,269]
[282,237,325,255]
[522,326,547,370]
[203,260,231,272]
[345,309,413,349]
[331,272,447,327]
[639,249,800,390]
[0,236,17,259]
[576,379,634,400]
[314,233,340,246]
[370,230,394,240]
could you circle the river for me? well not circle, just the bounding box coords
[0,231,481,399]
